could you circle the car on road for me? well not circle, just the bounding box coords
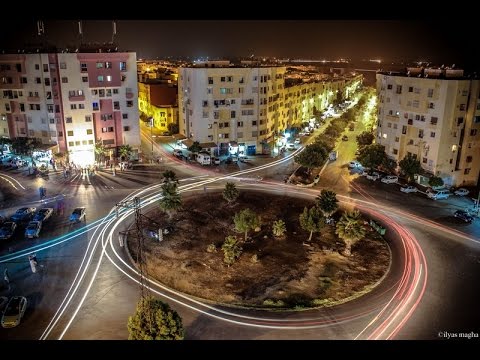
[400,185,418,193]
[349,160,362,168]
[366,172,381,181]
[69,207,86,223]
[10,207,36,223]
[239,156,252,163]
[294,138,301,144]
[453,210,474,223]
[342,135,349,141]
[24,221,42,239]
[286,143,296,150]
[172,149,183,158]
[161,131,171,136]
[0,222,17,240]
[427,189,450,200]
[33,208,54,222]
[381,175,398,184]
[212,157,221,165]
[454,188,470,196]
[1,296,27,328]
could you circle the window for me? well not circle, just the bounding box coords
[20,77,27,84]
[466,156,473,163]
[47,104,54,113]
[44,78,50,86]
[68,141,74,147]
[202,111,209,118]
[93,102,99,111]
[428,102,435,109]
[80,63,87,72]
[237,132,243,138]
[408,87,413,93]
[101,114,113,121]
[461,90,468,96]
[202,100,208,107]
[81,140,87,145]
[430,132,436,138]
[67,130,74,136]
[418,130,424,138]
[106,75,112,82]
[85,115,91,122]
[464,168,471,175]
[55,105,60,113]
[239,87,244,94]
[252,120,257,126]
[86,129,93,135]
[220,77,226,82]
[227,76,233,82]
[35,64,40,70]
[457,117,464,126]
[422,157,427,164]
[97,75,104,82]
[252,131,258,137]
[70,104,77,110]
[19,103,25,112]
[208,77,213,85]
[427,89,434,98]
[126,101,133,107]
[387,84,392,90]
[88,140,94,145]
[120,62,126,71]
[387,122,392,128]
[49,118,55,124]
[75,141,80,146]
[66,117,73,123]
[105,62,112,69]
[57,131,63,137]
[395,136,399,142]
[231,111,236,118]
[35,77,41,84]
[459,104,466,111]
[402,125,407,134]
[61,77,68,83]
[122,113,128,119]
[114,101,120,110]
[60,62,66,69]
[430,117,438,125]
[79,104,85,109]
[91,90,98,96]
[43,64,48,72]
[123,126,130,131]
[475,116,480,124]
[396,85,402,94]
[470,129,478,136]
[82,76,88,82]
[237,121,244,127]
[96,62,103,69]
[99,89,105,97]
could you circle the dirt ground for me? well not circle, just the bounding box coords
[128,191,390,308]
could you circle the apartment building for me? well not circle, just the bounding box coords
[376,68,480,187]
[0,49,140,166]
[178,63,362,155]
[138,80,178,133]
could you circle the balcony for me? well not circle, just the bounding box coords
[69,94,85,102]
[27,95,40,102]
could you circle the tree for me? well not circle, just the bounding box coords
[159,181,182,219]
[399,153,422,183]
[315,190,338,218]
[119,144,133,161]
[127,296,184,340]
[10,137,42,165]
[428,176,444,188]
[94,140,107,163]
[356,144,387,174]
[335,210,366,256]
[294,143,328,174]
[272,219,287,238]
[223,182,239,205]
[234,208,261,242]
[0,137,11,155]
[188,141,202,154]
[299,206,325,241]
[162,170,178,184]
[221,235,243,266]
[356,131,374,147]
[167,122,179,135]
[381,156,397,174]
[333,90,344,106]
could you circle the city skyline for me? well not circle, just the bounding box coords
[1,20,478,70]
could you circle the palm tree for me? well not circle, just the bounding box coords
[223,182,239,205]
[315,190,338,219]
[272,219,286,238]
[119,144,133,161]
[221,235,243,266]
[299,206,325,241]
[335,210,366,256]
[94,140,107,163]
[159,181,182,219]
[234,208,261,242]
[162,170,178,184]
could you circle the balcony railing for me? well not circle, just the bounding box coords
[27,96,40,102]
[69,94,86,101]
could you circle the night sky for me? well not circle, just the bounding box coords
[1,19,478,69]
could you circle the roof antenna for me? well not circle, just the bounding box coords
[111,20,117,44]
[37,20,45,36]
[78,20,84,43]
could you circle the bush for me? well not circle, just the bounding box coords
[206,243,217,253]
[250,254,259,263]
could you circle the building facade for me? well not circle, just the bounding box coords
[0,51,139,166]
[178,64,362,155]
[138,81,178,133]
[376,68,480,187]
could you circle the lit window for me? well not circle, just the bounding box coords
[98,75,104,82]
[106,75,112,82]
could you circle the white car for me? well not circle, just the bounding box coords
[400,185,418,193]
[294,138,301,144]
[366,172,381,181]
[381,175,398,184]
[454,188,469,196]
[349,161,361,168]
[25,221,42,239]
[1,296,27,328]
[286,143,296,150]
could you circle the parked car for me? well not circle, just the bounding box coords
[69,207,86,223]
[400,185,418,193]
[161,131,171,136]
[349,160,362,168]
[10,207,36,223]
[0,222,17,240]
[286,143,296,150]
[453,210,474,223]
[294,138,301,144]
[454,188,470,196]
[33,208,54,222]
[342,135,349,141]
[427,189,450,200]
[172,149,183,158]
[366,172,381,181]
[239,156,251,163]
[25,221,42,239]
[1,296,27,328]
[212,157,221,165]
[381,175,399,184]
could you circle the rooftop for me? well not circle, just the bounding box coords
[378,67,479,80]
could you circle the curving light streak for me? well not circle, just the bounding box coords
[0,172,26,190]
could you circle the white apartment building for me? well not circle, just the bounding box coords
[0,50,140,166]
[376,68,480,187]
[179,64,362,155]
